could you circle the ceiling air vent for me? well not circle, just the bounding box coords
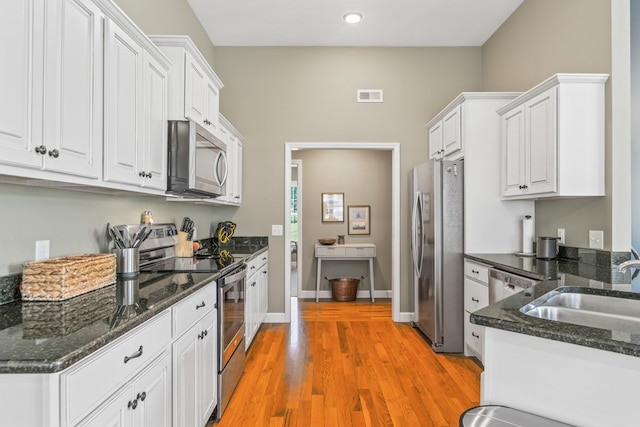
[357,89,383,103]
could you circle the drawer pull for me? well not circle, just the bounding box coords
[124,345,143,364]
[471,269,479,274]
[196,301,206,309]
[471,297,480,303]
[137,392,146,402]
[472,332,480,339]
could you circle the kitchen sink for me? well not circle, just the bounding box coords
[520,289,640,333]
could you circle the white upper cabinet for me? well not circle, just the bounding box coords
[149,36,224,137]
[498,73,609,199]
[103,19,169,191]
[219,114,244,205]
[0,0,170,194]
[0,0,103,178]
[427,103,462,160]
[0,0,42,168]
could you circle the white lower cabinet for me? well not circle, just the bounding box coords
[172,284,218,426]
[77,351,171,427]
[463,259,489,362]
[61,309,172,426]
[172,310,217,427]
[245,251,269,350]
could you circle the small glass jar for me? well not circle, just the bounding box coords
[337,235,345,245]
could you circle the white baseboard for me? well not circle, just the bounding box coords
[396,311,415,323]
[264,312,287,323]
[297,290,392,300]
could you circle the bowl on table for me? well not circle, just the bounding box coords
[318,238,337,246]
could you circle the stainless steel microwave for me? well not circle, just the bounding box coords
[167,120,228,198]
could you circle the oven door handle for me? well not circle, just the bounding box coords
[219,265,247,287]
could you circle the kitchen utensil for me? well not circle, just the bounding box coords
[108,225,126,249]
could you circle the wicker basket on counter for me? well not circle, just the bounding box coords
[22,254,116,301]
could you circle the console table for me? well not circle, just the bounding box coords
[315,243,376,302]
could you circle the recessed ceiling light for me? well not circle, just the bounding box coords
[343,12,363,24]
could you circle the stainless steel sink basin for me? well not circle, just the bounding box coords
[520,289,640,333]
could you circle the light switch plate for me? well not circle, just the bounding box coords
[589,230,603,249]
[271,225,283,236]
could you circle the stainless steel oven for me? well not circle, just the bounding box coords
[216,262,247,420]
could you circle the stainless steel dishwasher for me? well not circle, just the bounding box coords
[488,268,539,304]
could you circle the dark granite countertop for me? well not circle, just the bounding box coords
[466,253,640,358]
[465,252,629,283]
[0,271,219,374]
[0,238,269,374]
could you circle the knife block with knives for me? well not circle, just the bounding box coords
[175,217,195,257]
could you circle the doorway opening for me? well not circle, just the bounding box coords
[290,160,302,297]
[284,142,401,323]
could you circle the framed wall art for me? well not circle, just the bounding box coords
[348,205,370,235]
[321,193,344,222]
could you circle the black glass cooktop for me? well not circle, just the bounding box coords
[140,254,250,273]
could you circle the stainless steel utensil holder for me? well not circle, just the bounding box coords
[114,247,140,276]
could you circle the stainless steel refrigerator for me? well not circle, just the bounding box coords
[411,159,464,353]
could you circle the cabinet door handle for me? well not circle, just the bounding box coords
[471,332,480,339]
[35,145,47,155]
[139,171,146,177]
[137,392,146,402]
[128,399,138,410]
[124,345,143,363]
[471,297,480,303]
[48,149,59,158]
[196,301,206,309]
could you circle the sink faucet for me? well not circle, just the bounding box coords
[617,259,640,273]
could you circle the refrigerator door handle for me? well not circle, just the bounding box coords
[411,192,424,278]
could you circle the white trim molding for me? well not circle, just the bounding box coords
[284,142,401,323]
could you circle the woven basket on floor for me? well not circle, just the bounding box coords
[22,254,116,301]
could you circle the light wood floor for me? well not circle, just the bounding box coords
[214,299,482,426]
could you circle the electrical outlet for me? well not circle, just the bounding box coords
[589,230,603,249]
[35,240,50,261]
[557,228,565,244]
[271,225,283,236]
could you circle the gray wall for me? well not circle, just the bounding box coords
[113,0,216,67]
[212,47,483,313]
[293,150,392,295]
[481,0,613,249]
